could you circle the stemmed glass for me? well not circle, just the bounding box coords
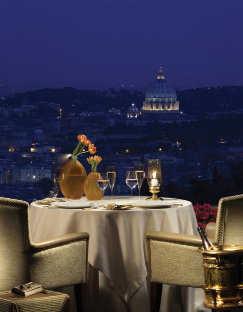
[126,171,138,196]
[107,166,116,198]
[97,172,109,197]
[135,165,144,199]
[48,162,63,198]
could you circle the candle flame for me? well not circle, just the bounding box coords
[152,171,157,179]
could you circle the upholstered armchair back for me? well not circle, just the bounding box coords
[0,198,31,291]
[215,194,243,246]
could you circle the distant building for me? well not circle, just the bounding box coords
[0,165,52,184]
[20,97,37,117]
[141,66,180,120]
[8,131,32,152]
[109,108,121,116]
[126,67,182,124]
[33,129,45,143]
[127,103,140,118]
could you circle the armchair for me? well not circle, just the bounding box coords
[0,197,89,312]
[146,194,243,312]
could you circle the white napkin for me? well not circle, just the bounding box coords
[51,201,93,209]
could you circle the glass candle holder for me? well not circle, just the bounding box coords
[147,159,162,200]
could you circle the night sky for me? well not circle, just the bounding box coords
[1,0,243,90]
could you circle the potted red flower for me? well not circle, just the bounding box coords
[193,203,218,229]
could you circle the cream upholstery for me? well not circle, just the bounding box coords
[148,233,204,287]
[146,194,243,311]
[0,197,89,311]
[215,194,243,245]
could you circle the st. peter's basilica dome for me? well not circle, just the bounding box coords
[145,69,177,100]
[141,67,179,116]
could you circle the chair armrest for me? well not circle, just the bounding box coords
[30,232,89,250]
[205,222,216,243]
[29,232,89,289]
[146,231,203,246]
[146,231,204,287]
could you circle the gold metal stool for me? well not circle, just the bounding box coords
[198,245,243,311]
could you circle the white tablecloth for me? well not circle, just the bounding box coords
[30,196,208,312]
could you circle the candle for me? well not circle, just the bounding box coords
[151,171,158,186]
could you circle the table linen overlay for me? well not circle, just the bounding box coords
[30,196,208,312]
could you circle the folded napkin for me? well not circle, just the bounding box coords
[104,203,133,210]
[12,282,43,297]
[50,201,93,209]
[133,200,183,209]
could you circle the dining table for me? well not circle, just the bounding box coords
[29,196,209,312]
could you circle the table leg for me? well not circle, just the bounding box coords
[88,264,99,310]
[150,282,163,312]
[74,283,86,312]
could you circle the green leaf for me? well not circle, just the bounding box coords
[71,155,77,166]
[72,142,84,156]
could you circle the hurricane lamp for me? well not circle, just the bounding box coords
[147,159,162,200]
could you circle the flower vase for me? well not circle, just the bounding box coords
[84,172,103,200]
[59,159,87,199]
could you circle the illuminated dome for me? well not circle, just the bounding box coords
[127,103,139,119]
[145,67,177,100]
[141,67,179,116]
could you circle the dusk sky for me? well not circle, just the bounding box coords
[1,0,243,90]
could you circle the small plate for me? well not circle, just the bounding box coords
[35,198,67,205]
[51,201,93,209]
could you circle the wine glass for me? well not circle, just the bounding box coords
[48,163,62,198]
[97,172,109,197]
[135,165,144,199]
[107,166,116,198]
[126,171,138,196]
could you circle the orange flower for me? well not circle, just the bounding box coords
[77,134,87,143]
[72,134,98,166]
[87,156,92,164]
[83,139,91,146]
[94,155,102,163]
[88,144,96,154]
[87,155,102,172]
[87,155,102,164]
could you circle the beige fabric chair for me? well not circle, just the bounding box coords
[0,197,89,312]
[146,194,243,312]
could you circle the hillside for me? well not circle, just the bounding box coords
[1,85,243,115]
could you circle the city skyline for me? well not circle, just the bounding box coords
[1,0,243,90]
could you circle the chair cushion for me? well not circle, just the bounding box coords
[0,290,69,312]
[150,240,204,287]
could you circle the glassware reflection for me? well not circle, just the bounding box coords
[107,166,116,198]
[126,171,138,196]
[135,165,144,199]
[97,172,109,197]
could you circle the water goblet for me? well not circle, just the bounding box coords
[97,172,109,197]
[135,165,144,199]
[126,171,138,196]
[107,166,116,198]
